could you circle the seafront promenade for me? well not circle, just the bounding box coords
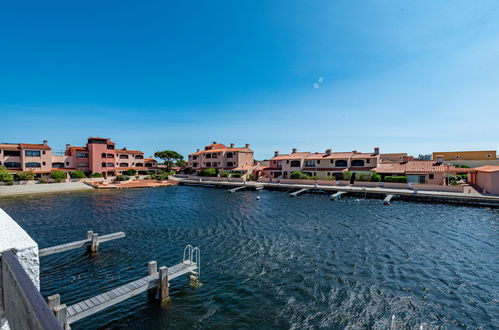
[0,182,93,197]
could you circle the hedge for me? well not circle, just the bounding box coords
[91,172,104,178]
[0,166,14,182]
[355,172,381,182]
[124,169,137,176]
[51,171,66,180]
[115,175,129,181]
[70,171,87,179]
[384,176,407,183]
[15,171,35,181]
[198,168,218,177]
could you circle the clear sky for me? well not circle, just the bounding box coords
[1,0,498,159]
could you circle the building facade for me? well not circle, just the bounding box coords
[0,137,159,178]
[265,147,381,179]
[431,150,499,167]
[188,142,255,174]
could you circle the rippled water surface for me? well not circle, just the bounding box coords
[1,186,498,329]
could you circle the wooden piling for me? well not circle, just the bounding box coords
[54,303,69,330]
[47,294,61,311]
[147,261,158,300]
[90,233,99,253]
[158,266,169,302]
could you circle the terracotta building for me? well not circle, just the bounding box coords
[188,142,255,174]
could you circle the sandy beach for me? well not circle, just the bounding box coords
[0,182,94,197]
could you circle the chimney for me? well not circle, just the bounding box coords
[374,147,379,154]
[292,148,297,154]
[123,147,127,150]
[274,150,279,157]
[230,143,235,148]
[65,144,70,148]
[43,140,48,145]
[325,149,332,154]
[212,141,217,145]
[352,150,357,154]
[197,148,200,152]
[245,144,250,148]
[435,155,444,164]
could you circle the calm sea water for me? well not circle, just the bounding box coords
[0,186,498,329]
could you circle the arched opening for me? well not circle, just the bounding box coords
[335,160,348,167]
[351,160,365,167]
[290,160,300,167]
[52,162,64,168]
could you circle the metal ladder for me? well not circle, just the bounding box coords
[183,244,201,280]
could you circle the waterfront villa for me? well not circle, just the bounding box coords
[373,155,475,184]
[0,141,53,175]
[264,148,382,179]
[187,142,255,176]
[0,137,160,178]
[431,150,499,167]
[468,166,499,194]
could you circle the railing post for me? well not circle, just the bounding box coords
[91,233,99,253]
[147,261,158,300]
[54,304,69,330]
[158,266,169,303]
[47,294,60,311]
[86,231,93,241]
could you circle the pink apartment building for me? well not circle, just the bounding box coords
[188,142,255,174]
[0,137,159,177]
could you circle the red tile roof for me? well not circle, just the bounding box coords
[19,143,51,150]
[272,152,311,160]
[190,147,252,156]
[474,166,499,173]
[115,149,144,154]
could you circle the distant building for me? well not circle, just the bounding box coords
[0,141,52,176]
[187,141,255,175]
[0,137,160,178]
[431,150,499,167]
[265,147,382,179]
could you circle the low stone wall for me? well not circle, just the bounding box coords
[413,184,464,193]
[0,208,40,330]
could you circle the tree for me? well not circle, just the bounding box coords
[154,150,183,171]
[0,166,14,182]
[176,159,187,168]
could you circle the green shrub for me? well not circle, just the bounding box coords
[457,174,468,181]
[55,178,64,183]
[115,175,129,181]
[305,175,319,180]
[220,172,229,177]
[198,168,218,177]
[183,167,196,174]
[385,176,407,183]
[0,166,14,182]
[342,171,353,181]
[124,169,137,176]
[70,171,87,179]
[15,171,35,181]
[38,178,48,184]
[51,171,66,180]
[371,172,381,182]
[231,172,242,178]
[247,173,254,181]
[354,172,372,182]
[91,172,104,178]
[290,171,304,179]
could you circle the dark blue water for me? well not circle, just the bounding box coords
[0,186,498,329]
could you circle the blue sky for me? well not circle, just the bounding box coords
[1,0,498,159]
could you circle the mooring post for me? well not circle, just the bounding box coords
[91,233,99,253]
[86,230,93,240]
[47,293,61,311]
[54,303,70,329]
[147,261,158,300]
[159,266,169,302]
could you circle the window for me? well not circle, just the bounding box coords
[487,154,492,158]
[145,163,153,167]
[193,162,198,167]
[135,155,143,159]
[106,163,114,167]
[53,162,64,168]
[25,150,41,157]
[77,152,88,157]
[106,154,114,158]
[366,159,370,164]
[42,151,46,155]
[101,153,106,158]
[227,162,234,167]
[317,160,320,164]
[25,162,41,168]
[351,159,365,167]
[429,174,434,180]
[212,154,218,158]
[290,160,301,167]
[335,160,348,167]
[4,150,21,156]
[226,152,233,158]
[206,154,212,159]
[77,162,89,167]
[120,154,128,159]
[304,160,316,167]
[193,155,198,160]
[102,162,107,167]
[42,162,46,165]
[66,162,70,165]
[135,163,143,167]
[4,162,21,168]
[286,160,289,164]
[107,145,114,150]
[330,160,334,164]
[206,162,211,167]
[119,163,128,167]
